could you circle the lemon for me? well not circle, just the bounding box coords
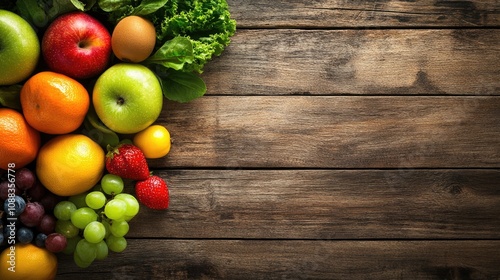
[36,134,105,196]
[133,125,171,158]
[0,243,57,280]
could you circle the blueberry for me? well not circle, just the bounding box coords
[35,233,48,247]
[4,195,26,217]
[17,227,33,244]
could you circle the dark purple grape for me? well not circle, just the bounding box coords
[35,233,48,247]
[15,168,36,191]
[37,214,56,235]
[4,195,26,217]
[17,227,34,244]
[0,181,21,201]
[19,202,45,227]
[45,233,67,253]
[40,193,63,212]
[26,181,47,202]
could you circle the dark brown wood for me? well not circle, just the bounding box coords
[202,29,500,96]
[228,0,500,28]
[56,239,500,279]
[151,96,500,169]
[125,169,500,239]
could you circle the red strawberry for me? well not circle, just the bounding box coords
[106,144,150,180]
[135,175,170,210]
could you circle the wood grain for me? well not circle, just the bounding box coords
[150,96,500,169]
[56,239,500,279]
[125,169,500,239]
[228,0,500,28]
[202,29,500,96]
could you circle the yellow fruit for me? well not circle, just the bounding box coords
[0,243,57,280]
[133,125,171,159]
[36,134,105,196]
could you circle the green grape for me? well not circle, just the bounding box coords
[110,220,129,237]
[54,201,77,221]
[55,220,80,238]
[75,239,97,263]
[104,199,126,220]
[95,240,109,260]
[101,174,124,195]
[84,221,106,243]
[102,219,111,239]
[68,192,89,208]
[74,252,92,268]
[106,235,127,253]
[63,236,82,255]
[114,193,140,217]
[71,207,98,229]
[85,191,107,210]
[123,215,134,222]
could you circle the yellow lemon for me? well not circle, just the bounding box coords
[36,134,105,196]
[133,125,171,158]
[0,243,57,280]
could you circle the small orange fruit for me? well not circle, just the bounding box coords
[20,71,90,134]
[133,125,171,158]
[0,108,40,169]
[0,243,57,280]
[36,134,105,196]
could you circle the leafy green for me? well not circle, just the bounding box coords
[84,105,120,148]
[144,36,193,71]
[13,0,96,28]
[0,85,22,110]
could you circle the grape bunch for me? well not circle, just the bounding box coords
[53,173,139,268]
[0,168,65,252]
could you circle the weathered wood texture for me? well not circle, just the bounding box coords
[202,29,500,96]
[151,96,500,169]
[126,169,500,239]
[57,240,500,279]
[228,0,500,28]
[56,1,500,279]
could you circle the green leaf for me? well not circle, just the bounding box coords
[84,106,120,148]
[144,36,194,71]
[131,0,169,15]
[69,0,86,11]
[97,0,129,12]
[0,85,22,110]
[160,71,206,103]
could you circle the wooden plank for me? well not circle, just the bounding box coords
[203,29,500,96]
[228,0,500,28]
[151,96,500,169]
[125,169,500,239]
[56,239,500,279]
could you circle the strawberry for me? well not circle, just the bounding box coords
[135,175,170,210]
[106,144,150,180]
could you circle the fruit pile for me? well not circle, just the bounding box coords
[0,1,234,277]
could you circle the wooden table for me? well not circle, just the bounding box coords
[58,1,500,279]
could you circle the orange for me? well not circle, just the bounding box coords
[133,124,171,158]
[0,108,40,169]
[20,71,90,134]
[0,243,57,280]
[36,134,105,196]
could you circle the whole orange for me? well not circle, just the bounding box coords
[20,71,90,134]
[0,108,40,170]
[36,134,105,196]
[0,243,57,280]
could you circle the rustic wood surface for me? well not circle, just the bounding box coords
[57,1,500,279]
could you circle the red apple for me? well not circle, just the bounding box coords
[42,12,111,79]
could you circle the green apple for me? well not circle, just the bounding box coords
[93,63,163,134]
[0,10,40,85]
